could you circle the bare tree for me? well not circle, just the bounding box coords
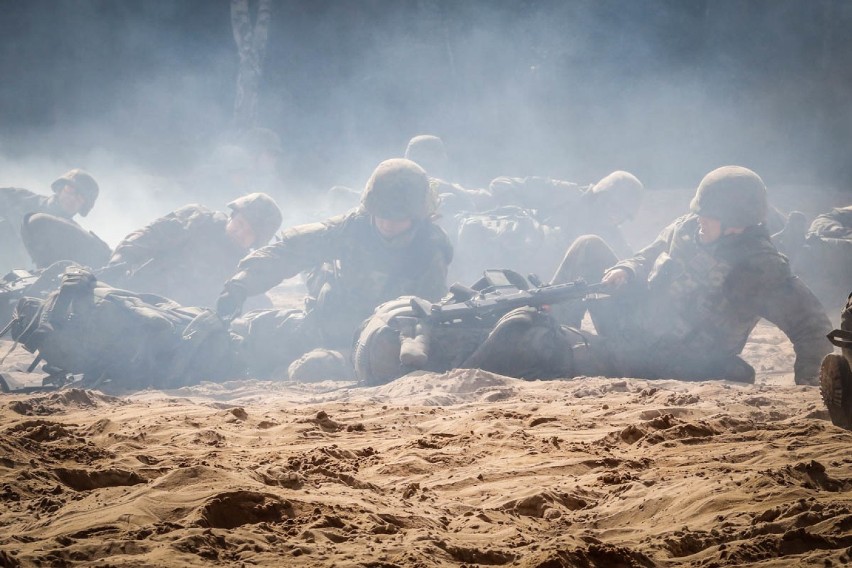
[231,0,272,130]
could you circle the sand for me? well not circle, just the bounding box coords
[2,187,851,567]
[1,318,851,567]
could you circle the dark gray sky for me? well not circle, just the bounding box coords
[1,0,850,198]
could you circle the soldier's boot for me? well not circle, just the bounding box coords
[771,210,807,259]
[820,353,852,430]
[287,348,349,382]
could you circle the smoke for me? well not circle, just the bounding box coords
[1,0,850,253]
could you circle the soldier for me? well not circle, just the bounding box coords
[1,169,108,272]
[549,165,832,385]
[454,171,644,283]
[217,158,453,377]
[774,205,852,313]
[404,134,492,213]
[101,193,281,308]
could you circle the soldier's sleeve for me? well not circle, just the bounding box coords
[0,188,42,220]
[808,207,852,238]
[433,178,493,211]
[110,205,201,265]
[228,214,349,296]
[735,254,833,383]
[611,216,680,282]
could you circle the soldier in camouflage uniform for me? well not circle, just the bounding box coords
[101,193,282,308]
[550,165,831,384]
[216,159,453,378]
[774,205,852,313]
[404,134,492,213]
[1,169,108,272]
[454,171,644,283]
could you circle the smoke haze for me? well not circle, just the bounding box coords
[1,0,850,246]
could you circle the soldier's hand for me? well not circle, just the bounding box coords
[602,267,631,289]
[216,283,248,322]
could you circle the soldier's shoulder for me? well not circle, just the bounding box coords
[422,221,454,261]
[0,187,40,203]
[735,235,791,280]
[173,203,214,217]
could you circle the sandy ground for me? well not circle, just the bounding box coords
[1,319,851,567]
[1,187,850,567]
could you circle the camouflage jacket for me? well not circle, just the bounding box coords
[612,214,831,382]
[809,206,852,239]
[0,188,72,271]
[229,210,453,340]
[108,205,247,307]
[486,176,632,257]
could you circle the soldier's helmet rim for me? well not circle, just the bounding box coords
[50,169,100,216]
[361,158,435,221]
[227,192,283,246]
[589,170,644,217]
[690,165,768,227]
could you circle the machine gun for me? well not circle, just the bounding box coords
[397,269,604,368]
[409,269,603,325]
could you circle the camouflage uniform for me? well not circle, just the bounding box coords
[224,159,453,377]
[105,205,253,307]
[1,187,72,271]
[787,206,852,312]
[454,172,642,283]
[403,134,492,252]
[552,167,832,384]
[1,170,106,272]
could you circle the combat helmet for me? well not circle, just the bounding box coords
[589,170,644,223]
[51,169,99,216]
[690,166,768,227]
[227,192,283,247]
[404,135,448,178]
[361,158,436,220]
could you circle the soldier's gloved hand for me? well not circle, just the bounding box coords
[216,283,248,322]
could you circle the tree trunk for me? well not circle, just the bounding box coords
[231,0,272,131]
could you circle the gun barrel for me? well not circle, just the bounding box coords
[422,279,598,324]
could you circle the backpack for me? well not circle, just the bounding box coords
[2,267,242,392]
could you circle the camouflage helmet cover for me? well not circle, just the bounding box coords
[228,192,283,247]
[404,135,448,177]
[361,158,435,220]
[51,169,99,216]
[589,170,644,221]
[690,166,768,227]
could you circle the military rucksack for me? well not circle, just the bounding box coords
[2,267,242,392]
